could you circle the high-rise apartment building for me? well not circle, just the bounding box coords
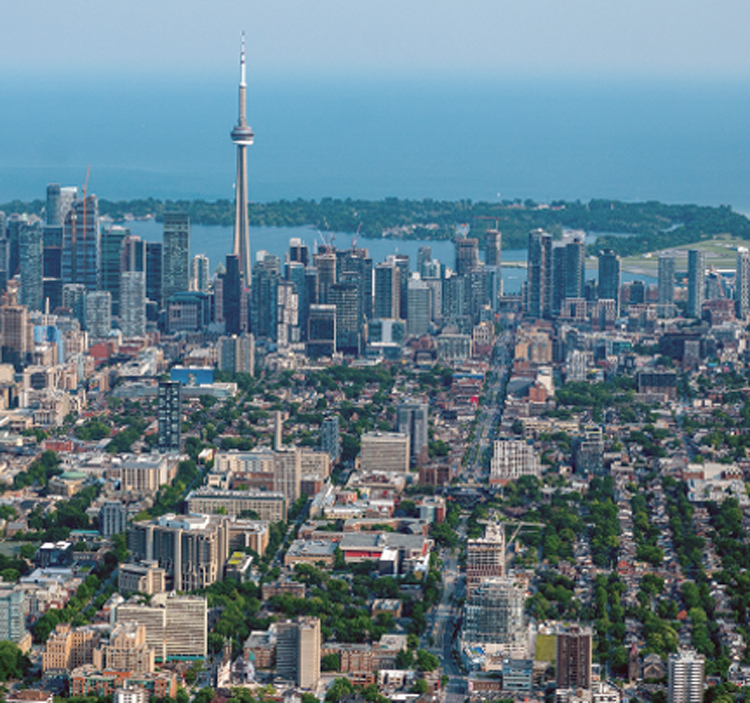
[359,432,410,472]
[251,255,280,338]
[217,333,255,375]
[0,585,28,647]
[340,248,373,321]
[320,415,341,464]
[114,593,207,659]
[120,271,146,338]
[191,254,210,292]
[598,249,621,316]
[687,249,705,318]
[100,501,128,538]
[374,262,401,319]
[0,305,29,365]
[62,284,86,326]
[736,248,750,319]
[552,231,585,314]
[145,242,163,310]
[397,402,429,462]
[490,438,541,486]
[85,291,112,338]
[485,229,502,268]
[157,381,181,452]
[668,649,705,703]
[329,282,360,354]
[556,624,593,691]
[162,213,190,302]
[276,617,321,688]
[657,254,676,317]
[527,229,552,318]
[389,254,410,319]
[19,223,43,312]
[62,195,100,291]
[407,279,431,337]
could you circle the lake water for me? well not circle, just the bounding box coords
[2,74,750,218]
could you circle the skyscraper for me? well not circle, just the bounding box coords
[556,624,593,691]
[320,415,341,463]
[687,249,705,318]
[527,229,552,319]
[417,246,432,277]
[485,229,502,268]
[0,585,28,646]
[736,248,750,319]
[313,251,337,304]
[668,649,704,703]
[62,195,100,291]
[46,184,77,227]
[397,401,429,461]
[162,213,190,302]
[63,284,87,326]
[191,254,210,292]
[231,32,254,283]
[224,254,243,335]
[657,254,676,317]
[100,226,130,316]
[407,279,431,337]
[329,282,360,355]
[120,271,146,338]
[598,249,621,316]
[158,381,182,452]
[19,223,43,312]
[276,617,321,689]
[85,291,112,338]
[390,254,410,319]
[455,237,479,276]
[374,262,401,319]
[146,242,163,311]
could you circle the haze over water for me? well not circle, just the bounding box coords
[3,75,750,214]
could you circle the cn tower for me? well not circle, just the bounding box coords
[230,31,254,283]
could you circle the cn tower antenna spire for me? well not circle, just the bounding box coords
[240,30,246,87]
[231,29,253,284]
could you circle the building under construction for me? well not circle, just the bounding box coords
[466,522,505,595]
[462,577,527,656]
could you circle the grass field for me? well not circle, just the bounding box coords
[535,633,557,663]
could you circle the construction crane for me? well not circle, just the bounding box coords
[477,517,544,570]
[350,222,362,252]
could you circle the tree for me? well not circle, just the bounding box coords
[410,679,430,694]
[395,649,414,669]
[416,649,440,671]
[0,641,27,681]
[325,678,354,703]
[321,653,341,672]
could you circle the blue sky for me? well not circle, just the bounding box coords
[4,1,750,80]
